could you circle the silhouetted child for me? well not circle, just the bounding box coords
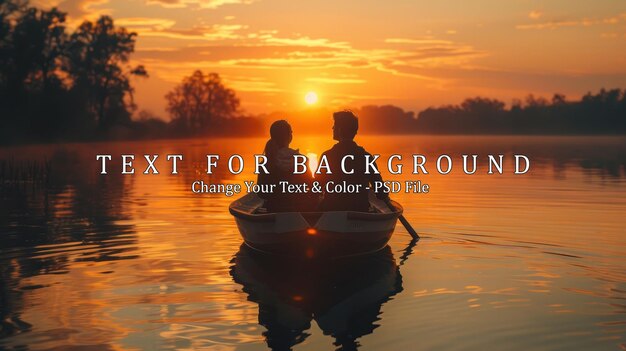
[258,120,316,212]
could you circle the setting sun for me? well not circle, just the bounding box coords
[304,91,318,105]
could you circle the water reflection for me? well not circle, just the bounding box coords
[579,158,626,178]
[0,149,139,340]
[0,136,625,350]
[230,245,403,350]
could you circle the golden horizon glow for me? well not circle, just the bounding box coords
[29,0,626,118]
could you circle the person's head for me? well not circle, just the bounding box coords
[264,120,292,160]
[332,110,358,141]
[269,119,292,147]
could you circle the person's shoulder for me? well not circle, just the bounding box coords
[352,141,369,155]
[278,147,299,157]
[321,143,340,155]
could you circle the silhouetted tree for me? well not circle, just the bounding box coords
[0,0,148,142]
[416,97,507,133]
[417,89,626,134]
[552,93,566,106]
[0,0,27,88]
[65,15,147,129]
[12,7,66,92]
[356,105,418,134]
[165,70,240,132]
[0,1,69,138]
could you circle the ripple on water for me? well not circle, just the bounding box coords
[1,136,626,350]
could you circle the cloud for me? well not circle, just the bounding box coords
[132,31,484,91]
[517,20,589,30]
[33,0,108,14]
[222,75,282,92]
[136,44,336,61]
[528,11,543,20]
[305,77,366,84]
[517,13,626,30]
[384,36,485,68]
[116,17,176,30]
[385,38,454,45]
[129,22,248,40]
[262,36,351,49]
[145,0,256,9]
[32,0,111,25]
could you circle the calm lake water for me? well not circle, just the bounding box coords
[1,135,625,350]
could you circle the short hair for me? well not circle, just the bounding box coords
[333,110,358,140]
[269,119,291,146]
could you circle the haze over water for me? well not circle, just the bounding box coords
[1,135,625,350]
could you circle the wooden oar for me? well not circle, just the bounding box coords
[385,199,420,240]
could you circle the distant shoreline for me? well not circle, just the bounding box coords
[2,132,626,148]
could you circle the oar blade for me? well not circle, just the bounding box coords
[385,199,420,240]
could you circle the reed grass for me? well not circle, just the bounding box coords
[0,159,52,186]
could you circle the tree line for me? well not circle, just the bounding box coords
[0,0,149,143]
[1,0,625,145]
[413,90,626,134]
[0,0,260,144]
[302,90,626,135]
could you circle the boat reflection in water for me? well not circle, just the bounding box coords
[230,244,404,350]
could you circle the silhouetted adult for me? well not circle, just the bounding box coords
[258,120,315,212]
[318,111,387,212]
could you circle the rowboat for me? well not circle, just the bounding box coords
[229,192,403,258]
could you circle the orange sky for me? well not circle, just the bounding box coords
[33,0,626,118]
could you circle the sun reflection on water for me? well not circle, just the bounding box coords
[0,135,625,350]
